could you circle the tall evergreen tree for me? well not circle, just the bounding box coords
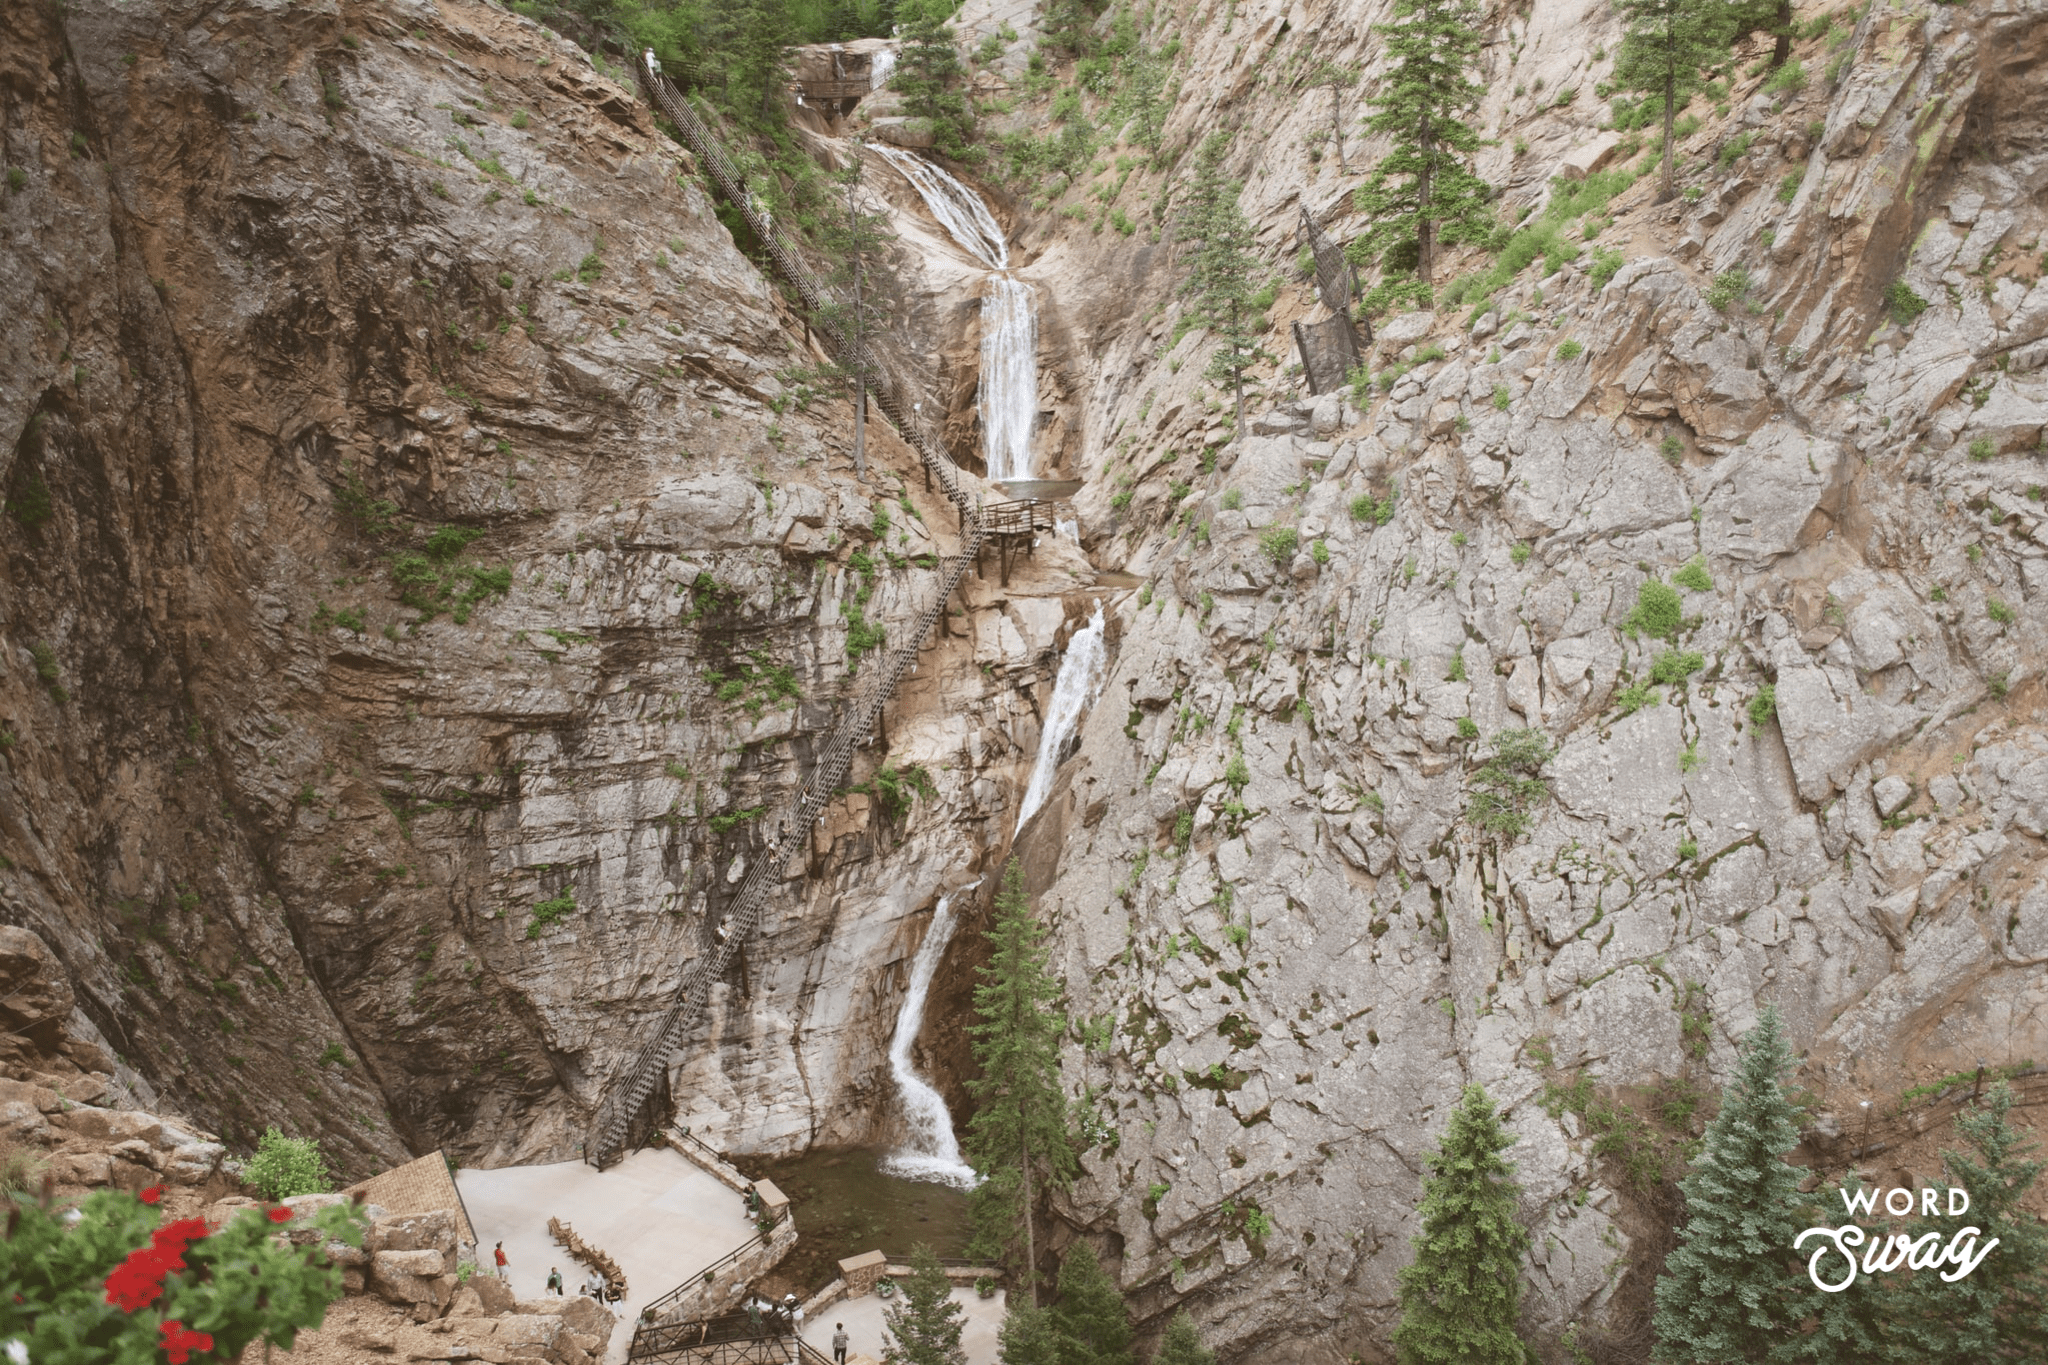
[893,6,972,158]
[1151,1310,1215,1365]
[965,859,1077,1304]
[811,147,897,481]
[1613,0,1734,197]
[1048,1241,1132,1365]
[1347,0,1491,292]
[1306,61,1359,173]
[1652,1004,1810,1363]
[702,0,793,120]
[1176,132,1270,441]
[883,1245,969,1365]
[1884,1081,2047,1362]
[1391,1084,1530,1365]
[1775,1176,1887,1365]
[997,1303,1061,1365]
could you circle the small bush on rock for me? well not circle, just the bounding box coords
[1624,579,1684,639]
[244,1126,332,1200]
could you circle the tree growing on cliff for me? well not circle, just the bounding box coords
[1048,1240,1132,1365]
[1152,1310,1216,1365]
[1652,1004,1811,1362]
[1391,1084,1531,1365]
[893,5,974,158]
[1614,0,1734,198]
[1882,1081,2048,1363]
[1177,131,1271,441]
[1346,0,1492,295]
[884,1245,969,1365]
[812,148,898,481]
[997,1303,1060,1365]
[965,858,1078,1304]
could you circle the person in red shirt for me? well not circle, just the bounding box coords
[493,1242,508,1279]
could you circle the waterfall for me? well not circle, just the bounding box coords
[879,891,981,1190]
[875,145,1038,481]
[868,47,897,91]
[1015,600,1108,834]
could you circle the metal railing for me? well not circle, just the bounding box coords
[587,65,986,1171]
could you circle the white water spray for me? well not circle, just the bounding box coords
[1015,600,1109,834]
[868,47,897,91]
[875,145,1038,481]
[879,890,981,1190]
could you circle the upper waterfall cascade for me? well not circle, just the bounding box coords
[876,146,1039,482]
[879,889,981,1190]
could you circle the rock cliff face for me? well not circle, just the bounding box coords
[9,0,2048,1359]
[0,0,1072,1174]
[951,0,2048,1357]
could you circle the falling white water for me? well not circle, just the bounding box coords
[868,46,897,92]
[880,891,982,1189]
[1015,600,1109,834]
[875,145,1038,481]
[1056,517,1079,544]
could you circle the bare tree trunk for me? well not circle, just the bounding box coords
[1020,1128,1037,1308]
[1661,69,1677,197]
[1329,83,1346,172]
[1772,0,1792,66]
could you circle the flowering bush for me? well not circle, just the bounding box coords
[0,1183,366,1362]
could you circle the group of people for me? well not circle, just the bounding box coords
[490,1241,619,1304]
[743,1292,805,1334]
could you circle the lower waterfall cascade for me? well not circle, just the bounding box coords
[878,890,981,1190]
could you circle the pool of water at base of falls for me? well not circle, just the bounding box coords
[739,1148,976,1298]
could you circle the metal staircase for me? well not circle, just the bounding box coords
[586,68,986,1170]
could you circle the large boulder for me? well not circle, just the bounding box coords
[0,926,74,1051]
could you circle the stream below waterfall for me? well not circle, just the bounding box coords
[875,146,1038,481]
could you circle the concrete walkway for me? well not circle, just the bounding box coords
[801,1286,1007,1365]
[457,1146,757,1363]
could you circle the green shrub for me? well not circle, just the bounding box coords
[1649,649,1705,685]
[8,472,52,527]
[1491,383,1511,411]
[1511,541,1532,566]
[1660,435,1685,465]
[1777,170,1802,204]
[1968,437,1996,462]
[1624,580,1683,639]
[244,1125,332,1199]
[1221,488,1243,510]
[1466,727,1553,839]
[1446,649,1467,682]
[1747,684,1777,728]
[1455,716,1480,740]
[1884,280,1928,326]
[1259,526,1299,565]
[1705,267,1751,312]
[511,109,530,128]
[317,1043,353,1069]
[497,271,514,289]
[576,248,602,283]
[1311,539,1330,566]
[1764,60,1806,95]
[1615,680,1660,715]
[1555,339,1584,361]
[1588,246,1625,290]
[4,168,25,191]
[1988,597,2016,625]
[1672,556,1713,591]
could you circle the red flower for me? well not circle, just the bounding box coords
[103,1218,212,1312]
[158,1320,215,1364]
[139,1186,165,1205]
[266,1206,293,1224]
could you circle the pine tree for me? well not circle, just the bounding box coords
[811,148,898,481]
[1774,1175,1887,1365]
[1047,1241,1132,1365]
[894,6,972,158]
[997,1303,1061,1365]
[965,858,1077,1303]
[884,1245,969,1365]
[1613,0,1734,197]
[1346,0,1492,293]
[1306,62,1359,173]
[1152,1310,1215,1365]
[1885,1081,2047,1363]
[1390,1084,1530,1365]
[1176,132,1270,441]
[702,0,794,121]
[1652,1004,1810,1363]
